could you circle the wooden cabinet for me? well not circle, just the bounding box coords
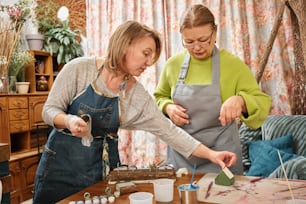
[6,94,47,203]
[8,96,30,153]
[10,153,39,204]
[6,94,49,203]
[0,97,8,145]
[0,49,60,203]
[26,50,60,93]
[29,96,47,130]
[0,94,47,154]
[21,155,38,200]
[6,94,49,204]
[9,160,22,204]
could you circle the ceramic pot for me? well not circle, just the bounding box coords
[25,34,44,50]
[16,82,30,94]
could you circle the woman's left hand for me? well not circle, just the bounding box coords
[219,96,246,126]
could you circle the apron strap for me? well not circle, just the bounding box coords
[102,136,110,179]
[211,46,220,84]
[177,53,190,85]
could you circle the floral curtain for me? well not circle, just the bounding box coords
[85,0,295,167]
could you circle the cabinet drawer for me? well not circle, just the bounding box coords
[9,97,28,109]
[9,109,29,121]
[9,120,29,133]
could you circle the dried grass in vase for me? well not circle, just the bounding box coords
[0,18,22,93]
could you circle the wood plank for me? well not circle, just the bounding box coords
[10,149,39,161]
[0,143,10,162]
[0,175,11,193]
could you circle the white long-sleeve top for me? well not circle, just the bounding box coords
[42,57,200,158]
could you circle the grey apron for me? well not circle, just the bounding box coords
[167,46,243,174]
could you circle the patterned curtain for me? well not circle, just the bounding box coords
[85,0,295,167]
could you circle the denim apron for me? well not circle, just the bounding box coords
[33,73,120,204]
[167,46,243,174]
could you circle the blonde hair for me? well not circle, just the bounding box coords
[180,4,216,32]
[104,20,162,71]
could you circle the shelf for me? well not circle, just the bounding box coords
[26,50,57,93]
[9,149,39,161]
[10,132,30,153]
[35,73,51,76]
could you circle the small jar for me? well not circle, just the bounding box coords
[37,76,48,91]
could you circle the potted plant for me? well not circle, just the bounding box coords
[43,20,84,65]
[26,0,60,50]
[32,1,84,64]
[8,48,34,93]
[1,0,43,50]
[34,0,60,34]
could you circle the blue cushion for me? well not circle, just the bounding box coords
[246,134,298,177]
[247,134,293,162]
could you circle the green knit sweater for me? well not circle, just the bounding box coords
[154,49,271,129]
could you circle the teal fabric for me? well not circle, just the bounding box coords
[246,134,299,177]
[248,134,294,162]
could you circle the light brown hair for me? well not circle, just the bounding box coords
[180,4,216,32]
[104,20,162,71]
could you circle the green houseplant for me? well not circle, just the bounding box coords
[43,20,84,65]
[8,48,34,93]
[34,0,60,35]
[9,48,33,82]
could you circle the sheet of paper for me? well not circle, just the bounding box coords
[197,173,306,204]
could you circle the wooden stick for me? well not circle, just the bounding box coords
[277,149,295,203]
[256,1,286,83]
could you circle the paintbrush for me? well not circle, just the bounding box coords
[205,181,213,199]
[277,149,295,202]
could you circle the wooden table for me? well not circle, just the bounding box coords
[57,173,209,203]
[57,173,306,204]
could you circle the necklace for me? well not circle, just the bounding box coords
[118,74,131,98]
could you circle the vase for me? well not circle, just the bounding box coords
[25,34,44,50]
[0,62,9,93]
[16,82,30,94]
[9,76,17,93]
[0,76,8,93]
[36,76,48,91]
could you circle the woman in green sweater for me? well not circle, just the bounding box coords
[154,4,271,174]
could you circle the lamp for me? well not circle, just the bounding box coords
[57,6,69,22]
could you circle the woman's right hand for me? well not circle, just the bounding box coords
[208,149,237,169]
[192,144,237,169]
[165,104,189,126]
[64,114,89,137]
